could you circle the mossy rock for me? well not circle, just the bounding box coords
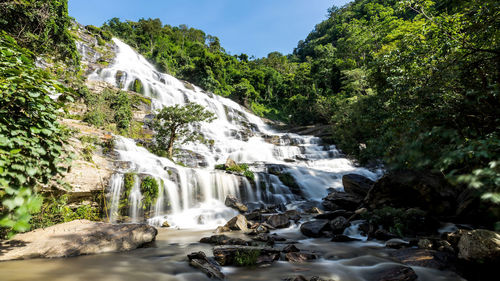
[129,79,144,94]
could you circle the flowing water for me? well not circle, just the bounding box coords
[0,39,465,280]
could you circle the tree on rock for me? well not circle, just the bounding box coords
[151,103,215,158]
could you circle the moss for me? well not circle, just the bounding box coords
[215,162,254,180]
[234,249,260,266]
[278,173,300,192]
[129,79,144,94]
[140,176,159,209]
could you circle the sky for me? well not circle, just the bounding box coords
[68,0,351,58]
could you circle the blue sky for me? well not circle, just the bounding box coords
[69,0,351,58]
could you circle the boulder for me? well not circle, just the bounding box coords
[458,229,500,264]
[374,229,399,241]
[0,220,157,261]
[251,233,286,244]
[283,275,308,281]
[225,194,248,213]
[331,234,361,242]
[248,223,269,235]
[282,244,300,253]
[187,251,225,280]
[385,239,410,249]
[389,248,457,271]
[224,214,249,232]
[285,251,318,263]
[213,245,280,266]
[342,174,374,197]
[329,216,350,234]
[214,226,230,234]
[300,220,330,238]
[225,158,238,169]
[285,209,302,221]
[315,210,353,220]
[369,265,418,281]
[322,190,362,211]
[200,235,250,246]
[306,207,323,214]
[266,214,291,229]
[365,170,458,217]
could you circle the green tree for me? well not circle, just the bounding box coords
[151,103,216,158]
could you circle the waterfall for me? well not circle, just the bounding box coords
[92,38,381,228]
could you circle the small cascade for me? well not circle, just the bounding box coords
[89,38,381,228]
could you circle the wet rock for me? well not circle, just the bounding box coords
[214,226,230,234]
[213,245,280,266]
[458,229,500,264]
[266,214,291,229]
[370,265,418,281]
[224,214,249,232]
[161,221,170,228]
[282,244,300,253]
[331,234,361,242]
[300,220,330,238]
[245,210,263,222]
[285,251,318,263]
[248,223,269,235]
[306,207,324,214]
[390,248,457,270]
[315,210,353,220]
[285,210,302,221]
[200,235,250,246]
[282,275,308,281]
[225,194,248,213]
[252,233,287,245]
[322,190,362,211]
[310,277,335,281]
[385,238,410,249]
[0,220,157,261]
[187,251,225,280]
[365,170,458,217]
[225,158,238,169]
[374,229,399,241]
[329,216,350,234]
[342,174,374,197]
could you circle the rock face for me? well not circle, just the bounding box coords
[300,220,329,238]
[225,194,248,213]
[187,251,225,280]
[364,170,458,217]
[458,229,500,263]
[265,214,291,229]
[322,190,362,211]
[342,174,374,197]
[224,214,249,232]
[213,245,280,266]
[0,220,157,261]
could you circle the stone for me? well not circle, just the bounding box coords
[306,207,323,214]
[214,226,230,234]
[161,221,170,227]
[225,194,248,213]
[285,209,302,221]
[342,173,374,197]
[374,229,399,241]
[187,251,225,280]
[213,245,280,266]
[390,248,457,271]
[224,214,249,232]
[458,229,500,264]
[315,210,353,220]
[370,265,418,281]
[282,244,300,253]
[385,239,410,249]
[0,220,157,261]
[310,277,335,281]
[285,251,318,263]
[322,190,362,211]
[266,214,291,229]
[282,275,308,281]
[331,234,361,242]
[200,235,250,246]
[417,238,433,249]
[245,210,263,222]
[300,220,330,238]
[225,158,238,169]
[329,216,350,234]
[248,224,269,235]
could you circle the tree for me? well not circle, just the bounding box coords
[151,103,216,158]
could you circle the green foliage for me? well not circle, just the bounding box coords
[215,162,255,181]
[234,249,260,266]
[113,91,133,131]
[83,88,133,133]
[0,0,79,65]
[140,176,159,209]
[0,33,71,235]
[151,103,216,158]
[30,194,101,230]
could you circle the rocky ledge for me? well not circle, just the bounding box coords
[0,219,157,261]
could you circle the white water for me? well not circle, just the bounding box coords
[91,38,381,228]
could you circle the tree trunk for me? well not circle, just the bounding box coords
[167,132,176,159]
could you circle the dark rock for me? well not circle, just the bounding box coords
[385,238,410,249]
[187,251,225,280]
[282,244,300,253]
[315,210,353,220]
[282,275,308,281]
[251,233,286,244]
[225,194,248,213]
[365,170,459,217]
[390,248,457,271]
[285,210,302,221]
[329,216,350,234]
[214,226,230,234]
[458,229,500,264]
[266,214,291,229]
[213,245,280,266]
[374,229,399,241]
[370,265,418,281]
[342,174,374,197]
[305,207,323,214]
[224,214,249,232]
[200,235,250,246]
[322,190,362,211]
[300,220,330,238]
[285,251,318,263]
[310,277,335,281]
[248,223,269,235]
[245,211,263,222]
[331,234,361,242]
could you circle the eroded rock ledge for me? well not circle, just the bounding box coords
[0,220,157,261]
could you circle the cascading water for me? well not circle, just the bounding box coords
[90,38,381,228]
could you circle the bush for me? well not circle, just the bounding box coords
[140,177,159,209]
